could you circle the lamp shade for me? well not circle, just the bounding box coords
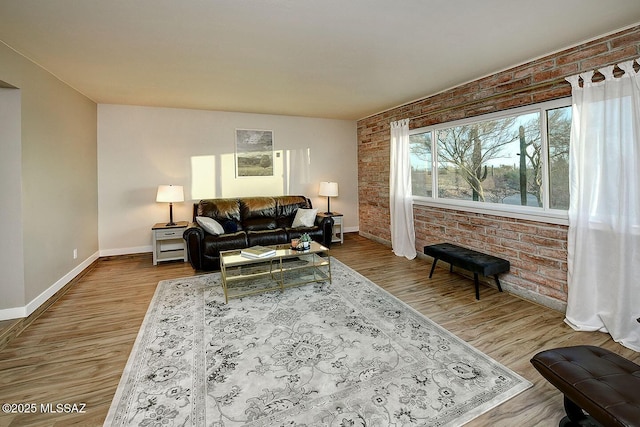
[318,181,339,197]
[156,185,184,203]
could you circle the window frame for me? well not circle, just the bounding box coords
[409,98,571,226]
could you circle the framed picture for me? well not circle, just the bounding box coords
[235,129,274,177]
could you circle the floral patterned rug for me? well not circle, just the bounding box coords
[104,259,531,426]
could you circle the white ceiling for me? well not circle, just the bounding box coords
[1,1,640,120]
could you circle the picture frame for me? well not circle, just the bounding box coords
[235,129,274,177]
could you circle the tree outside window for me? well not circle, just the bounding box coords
[409,131,432,197]
[547,107,571,210]
[408,101,572,213]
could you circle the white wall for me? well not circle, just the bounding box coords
[0,43,98,319]
[0,88,24,315]
[98,104,358,255]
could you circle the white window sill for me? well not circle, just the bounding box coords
[412,197,569,226]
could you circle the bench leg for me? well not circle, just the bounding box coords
[474,273,480,300]
[564,396,587,424]
[428,259,438,278]
[494,275,503,292]
[561,396,603,427]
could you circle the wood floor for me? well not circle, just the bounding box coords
[1,233,638,427]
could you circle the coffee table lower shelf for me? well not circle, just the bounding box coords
[220,243,331,303]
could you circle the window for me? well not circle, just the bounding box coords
[546,107,571,210]
[410,131,432,197]
[409,99,571,219]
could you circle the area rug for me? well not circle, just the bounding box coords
[104,259,531,426]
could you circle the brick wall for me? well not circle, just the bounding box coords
[357,25,640,309]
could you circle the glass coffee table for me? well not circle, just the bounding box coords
[219,241,331,303]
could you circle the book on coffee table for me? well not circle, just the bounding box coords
[241,245,277,259]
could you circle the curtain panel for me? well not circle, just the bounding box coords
[565,59,640,351]
[389,119,417,259]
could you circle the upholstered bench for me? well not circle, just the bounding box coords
[423,243,509,300]
[531,345,640,427]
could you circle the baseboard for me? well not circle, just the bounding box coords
[358,231,391,247]
[0,307,27,321]
[99,245,151,257]
[362,235,567,313]
[0,252,100,321]
[23,251,100,317]
[506,285,567,313]
[0,251,100,350]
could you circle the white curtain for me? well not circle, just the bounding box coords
[565,59,640,351]
[390,119,417,259]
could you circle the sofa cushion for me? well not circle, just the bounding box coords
[287,226,323,243]
[202,231,248,256]
[196,216,225,235]
[292,208,318,228]
[275,195,311,228]
[243,217,278,231]
[240,197,276,219]
[197,198,241,223]
[247,229,289,247]
[275,196,310,217]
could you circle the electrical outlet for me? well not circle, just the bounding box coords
[73,249,78,259]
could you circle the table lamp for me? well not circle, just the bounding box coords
[156,185,184,226]
[318,181,338,215]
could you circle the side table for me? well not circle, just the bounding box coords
[317,212,343,244]
[152,221,189,265]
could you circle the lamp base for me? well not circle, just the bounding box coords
[324,197,334,217]
[166,203,176,227]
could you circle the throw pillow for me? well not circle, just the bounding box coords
[222,220,238,233]
[196,216,225,235]
[291,208,318,228]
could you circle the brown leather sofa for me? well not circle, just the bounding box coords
[183,195,333,271]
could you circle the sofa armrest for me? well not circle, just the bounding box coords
[183,223,205,270]
[315,215,334,248]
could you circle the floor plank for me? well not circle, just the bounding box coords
[0,234,637,426]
